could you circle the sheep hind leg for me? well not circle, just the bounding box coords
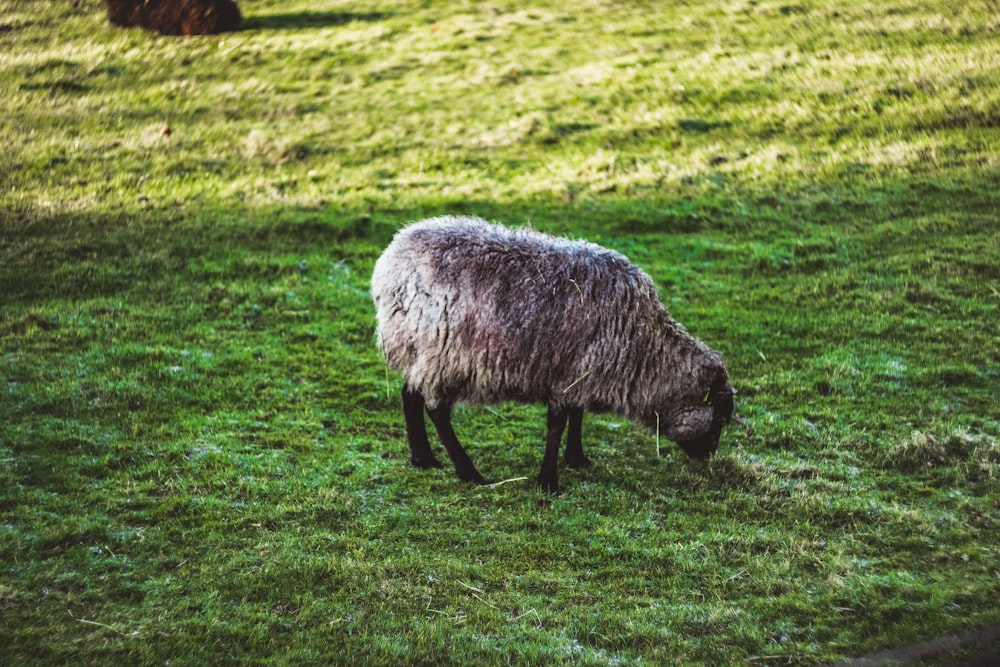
[426,402,487,485]
[539,405,570,494]
[402,384,442,470]
[563,407,591,469]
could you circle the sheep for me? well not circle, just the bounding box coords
[104,0,242,36]
[371,216,749,493]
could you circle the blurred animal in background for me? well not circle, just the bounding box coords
[104,0,242,36]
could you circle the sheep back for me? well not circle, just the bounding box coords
[371,216,710,423]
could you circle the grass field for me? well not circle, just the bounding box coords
[2,0,999,664]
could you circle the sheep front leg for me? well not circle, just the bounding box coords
[426,402,488,485]
[402,384,442,469]
[563,407,591,469]
[539,405,570,494]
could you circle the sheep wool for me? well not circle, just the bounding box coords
[371,216,742,492]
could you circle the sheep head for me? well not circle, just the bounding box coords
[649,350,750,461]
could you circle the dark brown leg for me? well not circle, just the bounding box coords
[540,404,570,494]
[426,402,487,485]
[402,384,442,469]
[563,406,591,469]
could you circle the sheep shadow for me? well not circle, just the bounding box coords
[241,11,393,31]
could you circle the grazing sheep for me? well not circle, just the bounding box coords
[105,0,242,36]
[371,216,749,493]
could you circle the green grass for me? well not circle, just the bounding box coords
[2,0,999,664]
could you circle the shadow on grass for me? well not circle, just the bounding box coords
[4,168,1000,309]
[241,11,394,31]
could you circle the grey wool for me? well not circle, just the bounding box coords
[371,216,747,493]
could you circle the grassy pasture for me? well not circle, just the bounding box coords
[2,0,999,664]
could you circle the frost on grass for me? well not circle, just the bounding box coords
[887,429,999,475]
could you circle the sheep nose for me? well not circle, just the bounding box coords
[680,435,719,460]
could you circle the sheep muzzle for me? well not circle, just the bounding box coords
[678,434,721,461]
[675,387,752,460]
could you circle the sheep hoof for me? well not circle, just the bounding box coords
[457,469,488,485]
[565,454,592,469]
[537,477,561,495]
[411,454,443,469]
